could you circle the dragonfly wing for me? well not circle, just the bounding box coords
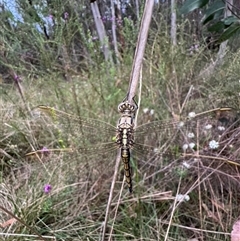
[135,107,234,135]
[133,107,237,161]
[130,108,239,191]
[34,105,118,155]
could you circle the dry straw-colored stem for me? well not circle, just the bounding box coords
[127,0,154,103]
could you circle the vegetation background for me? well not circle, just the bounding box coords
[1,0,240,240]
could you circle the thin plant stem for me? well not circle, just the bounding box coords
[101,151,121,241]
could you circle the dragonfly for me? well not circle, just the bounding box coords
[26,100,236,193]
[115,98,138,193]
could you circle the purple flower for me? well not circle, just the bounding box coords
[14,75,21,82]
[41,146,49,153]
[44,184,52,194]
[101,16,107,23]
[41,146,50,156]
[64,12,69,20]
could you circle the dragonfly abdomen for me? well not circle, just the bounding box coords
[117,127,134,193]
[121,148,132,193]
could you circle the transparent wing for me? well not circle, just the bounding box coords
[125,107,240,192]
[135,108,233,137]
[132,107,236,160]
[32,105,118,155]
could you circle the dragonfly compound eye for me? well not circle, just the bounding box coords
[118,100,137,113]
[130,105,136,112]
[118,103,125,113]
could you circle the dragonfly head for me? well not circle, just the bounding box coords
[118,101,137,114]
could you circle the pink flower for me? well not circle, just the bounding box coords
[41,147,50,156]
[44,184,52,194]
[64,12,69,20]
[41,146,49,153]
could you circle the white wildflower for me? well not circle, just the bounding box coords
[218,126,225,131]
[184,195,190,202]
[176,194,190,202]
[153,148,159,153]
[182,161,190,169]
[209,140,219,149]
[182,144,189,151]
[143,108,149,114]
[178,121,185,128]
[150,109,154,115]
[187,132,195,138]
[188,112,196,118]
[189,142,196,149]
[205,124,212,130]
[9,145,17,149]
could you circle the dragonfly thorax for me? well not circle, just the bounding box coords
[118,115,134,128]
[116,116,135,148]
[116,100,136,148]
